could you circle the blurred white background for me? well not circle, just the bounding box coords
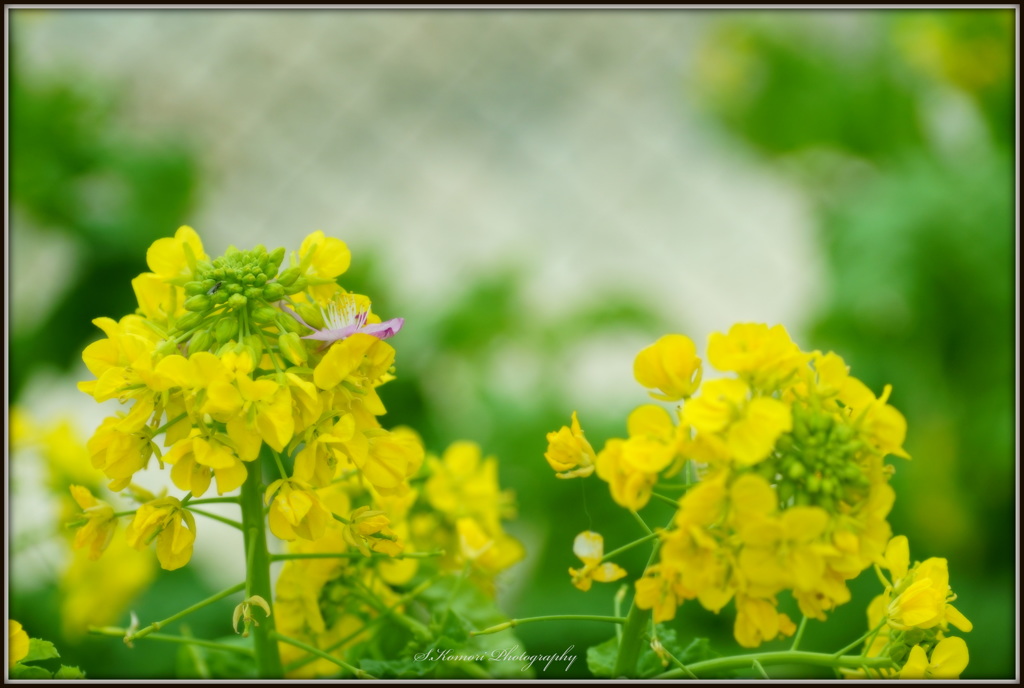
[11,8,829,588]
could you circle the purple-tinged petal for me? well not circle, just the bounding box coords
[360,317,404,340]
[302,324,360,342]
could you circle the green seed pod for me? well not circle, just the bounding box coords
[215,317,240,343]
[189,329,213,354]
[251,306,278,324]
[295,302,324,329]
[176,311,204,331]
[279,331,308,365]
[262,283,285,302]
[228,293,248,309]
[184,294,212,312]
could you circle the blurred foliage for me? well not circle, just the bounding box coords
[343,256,678,677]
[692,9,1015,678]
[9,47,201,400]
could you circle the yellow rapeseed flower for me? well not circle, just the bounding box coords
[633,334,703,401]
[899,637,969,679]
[68,485,117,560]
[545,411,596,479]
[125,497,196,570]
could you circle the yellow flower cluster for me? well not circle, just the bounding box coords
[845,535,972,679]
[76,227,417,569]
[546,324,913,647]
[273,440,522,677]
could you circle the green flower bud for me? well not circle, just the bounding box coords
[295,302,324,329]
[244,286,263,300]
[156,339,180,357]
[787,462,807,480]
[256,273,268,286]
[777,481,794,504]
[212,268,225,280]
[176,312,204,331]
[267,247,286,273]
[276,267,301,287]
[212,290,229,305]
[215,317,240,343]
[243,274,255,285]
[277,313,305,334]
[279,332,308,365]
[806,474,821,493]
[228,293,248,309]
[244,334,264,363]
[184,294,212,312]
[262,283,285,302]
[184,281,207,296]
[190,330,213,354]
[251,306,278,324]
[820,477,837,495]
[283,276,308,295]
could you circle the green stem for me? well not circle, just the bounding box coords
[270,550,443,562]
[186,497,241,506]
[270,630,374,679]
[629,510,654,535]
[790,615,808,651]
[241,451,283,678]
[601,532,660,562]
[125,581,246,642]
[833,620,886,658]
[186,507,244,530]
[752,658,770,679]
[471,615,626,636]
[654,651,894,679]
[88,627,252,656]
[613,513,672,677]
[648,491,681,508]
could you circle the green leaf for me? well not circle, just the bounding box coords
[54,665,86,679]
[23,637,60,663]
[10,664,53,679]
[585,636,618,678]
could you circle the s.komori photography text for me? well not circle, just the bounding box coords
[414,645,578,672]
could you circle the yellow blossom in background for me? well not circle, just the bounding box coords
[68,485,117,560]
[568,531,627,592]
[60,538,157,638]
[9,620,29,667]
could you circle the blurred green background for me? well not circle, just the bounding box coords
[7,9,1016,679]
